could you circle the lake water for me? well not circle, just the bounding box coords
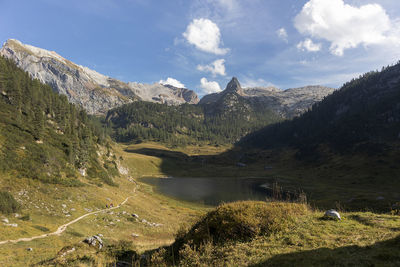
[139,177,276,206]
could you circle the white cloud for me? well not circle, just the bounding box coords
[183,18,229,55]
[294,0,400,56]
[297,38,322,52]
[241,78,276,88]
[276,28,288,42]
[199,77,222,94]
[159,77,185,88]
[216,0,237,10]
[197,59,226,76]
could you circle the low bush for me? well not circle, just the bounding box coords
[0,191,20,214]
[176,201,309,247]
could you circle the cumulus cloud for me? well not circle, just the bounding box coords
[197,59,226,76]
[297,38,322,52]
[183,18,229,55]
[294,0,400,56]
[200,77,222,94]
[159,77,185,88]
[276,28,288,42]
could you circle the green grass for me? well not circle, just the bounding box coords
[0,142,398,266]
[146,201,400,266]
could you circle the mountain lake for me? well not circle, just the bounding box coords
[139,177,287,206]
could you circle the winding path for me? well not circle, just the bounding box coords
[0,180,138,246]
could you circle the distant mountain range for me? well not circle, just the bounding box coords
[0,39,199,114]
[0,39,335,118]
[199,77,335,119]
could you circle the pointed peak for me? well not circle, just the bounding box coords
[225,77,243,95]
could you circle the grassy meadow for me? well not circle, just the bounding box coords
[0,142,398,266]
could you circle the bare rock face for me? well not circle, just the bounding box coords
[0,39,199,114]
[200,77,335,119]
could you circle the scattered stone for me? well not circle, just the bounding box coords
[27,247,33,252]
[15,214,20,218]
[131,233,140,238]
[61,204,67,209]
[84,235,104,249]
[60,247,75,257]
[70,208,76,211]
[122,211,127,215]
[79,168,87,177]
[4,223,18,227]
[2,218,9,224]
[132,213,139,218]
[118,165,129,175]
[324,209,341,220]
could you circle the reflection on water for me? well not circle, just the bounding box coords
[139,177,275,206]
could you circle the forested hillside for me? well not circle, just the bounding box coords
[105,100,282,146]
[240,62,400,155]
[0,56,117,185]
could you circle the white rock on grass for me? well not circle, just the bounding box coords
[324,209,341,220]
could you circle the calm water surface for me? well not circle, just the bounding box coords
[139,177,275,206]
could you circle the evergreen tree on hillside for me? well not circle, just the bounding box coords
[0,56,116,185]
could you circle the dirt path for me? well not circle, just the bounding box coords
[0,179,138,246]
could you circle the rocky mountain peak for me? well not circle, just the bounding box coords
[0,39,199,114]
[225,77,244,95]
[199,77,336,118]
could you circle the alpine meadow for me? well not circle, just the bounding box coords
[0,0,399,266]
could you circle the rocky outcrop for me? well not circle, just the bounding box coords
[84,234,104,249]
[0,39,199,114]
[199,77,335,118]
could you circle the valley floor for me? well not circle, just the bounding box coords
[0,142,399,266]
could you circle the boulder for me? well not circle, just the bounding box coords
[84,234,104,249]
[324,209,341,220]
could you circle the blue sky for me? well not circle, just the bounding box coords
[1,0,400,96]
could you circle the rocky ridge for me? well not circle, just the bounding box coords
[200,77,335,118]
[0,39,199,114]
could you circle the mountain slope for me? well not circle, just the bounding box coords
[240,63,400,153]
[106,78,282,145]
[0,56,118,185]
[0,39,199,114]
[200,77,335,118]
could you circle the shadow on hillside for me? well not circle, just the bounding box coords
[250,234,400,267]
[124,147,240,167]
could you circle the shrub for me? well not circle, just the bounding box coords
[0,191,20,214]
[176,201,309,247]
